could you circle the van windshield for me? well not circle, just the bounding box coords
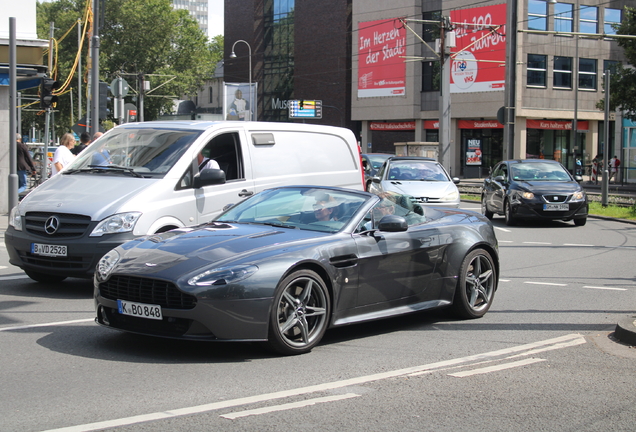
[64,128,202,178]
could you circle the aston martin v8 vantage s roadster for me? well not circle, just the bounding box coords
[95,186,499,355]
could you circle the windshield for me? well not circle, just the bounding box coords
[216,187,369,233]
[387,160,449,181]
[510,163,573,181]
[368,154,391,169]
[64,127,202,178]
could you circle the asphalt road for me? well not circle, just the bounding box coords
[1,209,635,432]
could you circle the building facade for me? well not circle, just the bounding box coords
[225,0,633,181]
[172,0,209,36]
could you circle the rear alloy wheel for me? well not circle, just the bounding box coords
[24,270,67,283]
[504,200,517,226]
[267,270,330,355]
[452,249,497,319]
[481,195,493,220]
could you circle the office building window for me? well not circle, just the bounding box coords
[554,56,572,89]
[528,0,548,31]
[209,86,214,104]
[527,54,547,87]
[579,58,597,90]
[554,3,573,32]
[580,6,598,34]
[604,8,621,35]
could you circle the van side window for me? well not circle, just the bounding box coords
[177,132,244,190]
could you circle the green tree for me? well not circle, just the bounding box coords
[596,7,636,120]
[24,0,222,139]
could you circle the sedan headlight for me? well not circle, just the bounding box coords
[96,249,121,282]
[439,190,459,202]
[521,191,535,199]
[188,265,258,287]
[571,191,586,202]
[90,212,141,237]
[9,205,22,231]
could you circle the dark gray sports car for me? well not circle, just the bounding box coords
[95,186,499,355]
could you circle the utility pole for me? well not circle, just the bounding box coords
[41,22,55,182]
[9,17,18,212]
[90,0,100,137]
[602,70,610,207]
[503,0,517,160]
[439,16,453,174]
[138,72,145,122]
[78,18,82,123]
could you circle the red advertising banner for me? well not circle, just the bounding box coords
[357,18,406,98]
[370,121,415,131]
[526,119,589,130]
[450,4,507,94]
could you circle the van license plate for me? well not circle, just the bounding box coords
[117,300,163,320]
[31,243,67,257]
[543,204,569,211]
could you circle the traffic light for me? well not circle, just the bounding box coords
[99,81,111,120]
[40,77,60,109]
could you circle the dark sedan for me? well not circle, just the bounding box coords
[481,159,588,226]
[95,186,499,355]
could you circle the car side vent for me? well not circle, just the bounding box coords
[252,133,275,146]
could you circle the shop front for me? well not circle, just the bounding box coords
[525,119,589,174]
[459,120,503,178]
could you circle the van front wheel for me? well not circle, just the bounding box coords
[25,270,67,283]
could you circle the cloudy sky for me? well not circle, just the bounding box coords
[208,0,224,37]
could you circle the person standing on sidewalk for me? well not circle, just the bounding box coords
[16,134,37,193]
[51,133,76,176]
[72,132,91,155]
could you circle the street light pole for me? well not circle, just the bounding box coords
[230,40,253,121]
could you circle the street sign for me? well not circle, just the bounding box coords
[288,100,322,119]
[110,77,129,98]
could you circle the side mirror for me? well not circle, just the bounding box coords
[574,175,583,182]
[452,177,460,184]
[372,176,381,183]
[494,175,506,183]
[377,215,408,232]
[193,168,226,188]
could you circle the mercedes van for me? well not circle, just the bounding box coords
[5,121,364,282]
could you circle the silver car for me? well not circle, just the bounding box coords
[368,157,461,207]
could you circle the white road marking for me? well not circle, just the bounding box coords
[0,274,30,281]
[583,286,627,291]
[220,393,361,420]
[0,319,94,332]
[523,241,552,245]
[495,227,511,233]
[563,243,594,247]
[41,334,586,432]
[524,281,568,286]
[498,240,513,243]
[499,279,511,282]
[448,358,547,378]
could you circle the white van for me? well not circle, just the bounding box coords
[5,121,364,282]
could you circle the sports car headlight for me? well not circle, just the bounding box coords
[90,212,141,237]
[440,190,459,202]
[96,249,121,282]
[521,191,535,199]
[9,205,22,231]
[188,265,258,287]
[571,191,585,202]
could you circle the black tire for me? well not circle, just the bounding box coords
[266,270,330,355]
[574,217,587,226]
[481,195,493,220]
[504,200,516,226]
[451,249,497,319]
[24,270,67,283]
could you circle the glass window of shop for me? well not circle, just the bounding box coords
[526,128,586,173]
[461,128,503,178]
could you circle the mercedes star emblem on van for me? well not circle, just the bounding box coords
[45,216,60,235]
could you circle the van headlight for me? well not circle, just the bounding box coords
[9,206,22,231]
[90,212,141,237]
[188,265,258,287]
[96,249,121,282]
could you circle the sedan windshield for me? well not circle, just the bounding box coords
[388,161,449,181]
[511,163,573,181]
[216,187,369,233]
[64,128,202,178]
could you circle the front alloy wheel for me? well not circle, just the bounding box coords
[481,195,493,220]
[267,270,330,355]
[504,200,516,226]
[452,249,497,319]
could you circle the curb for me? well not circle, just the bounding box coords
[614,316,636,346]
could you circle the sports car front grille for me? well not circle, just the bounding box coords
[25,212,92,238]
[99,275,197,309]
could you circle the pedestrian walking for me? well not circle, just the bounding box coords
[16,134,37,193]
[72,132,91,155]
[608,155,620,183]
[51,133,77,176]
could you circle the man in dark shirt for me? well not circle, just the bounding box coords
[16,134,37,193]
[72,132,91,155]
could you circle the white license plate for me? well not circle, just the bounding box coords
[543,203,569,211]
[31,243,67,257]
[117,300,163,320]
